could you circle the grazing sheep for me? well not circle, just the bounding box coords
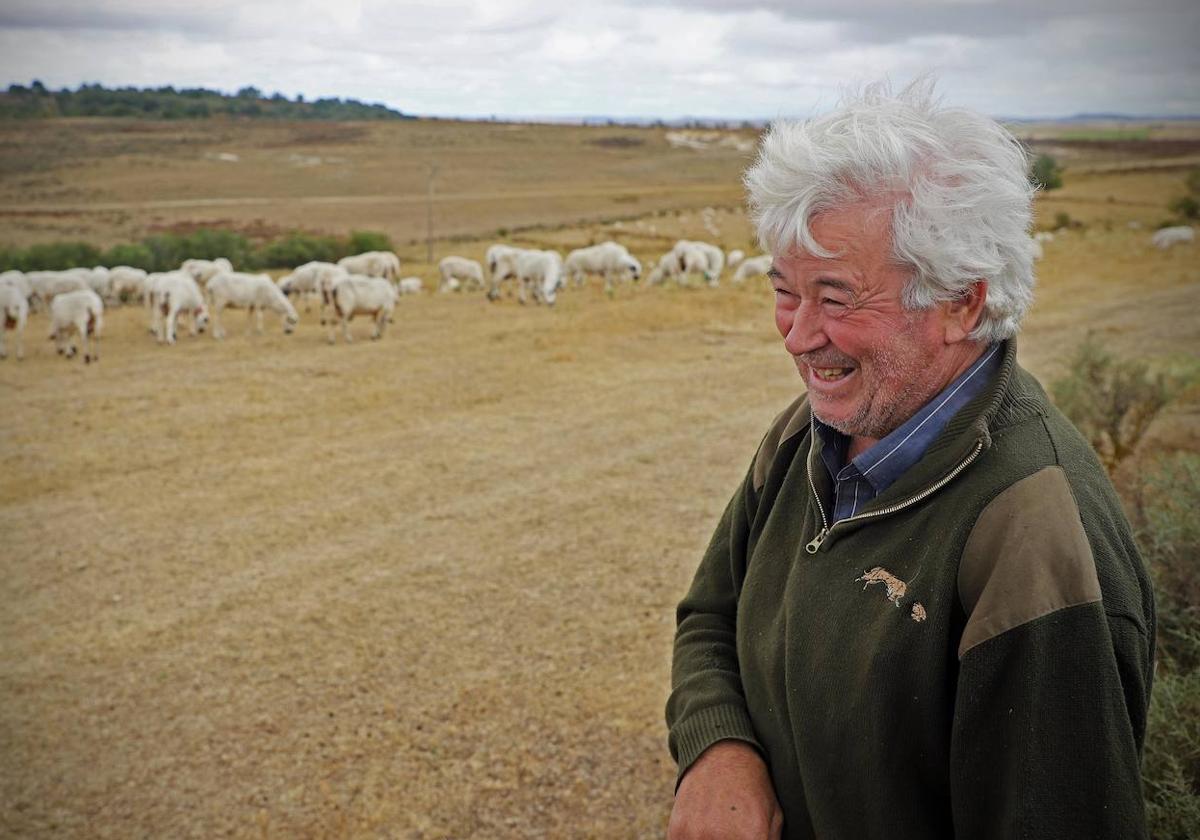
[0,283,29,360]
[1033,231,1055,244]
[49,289,103,363]
[108,266,149,303]
[515,249,564,305]
[154,272,210,344]
[732,255,773,283]
[398,276,424,295]
[27,270,90,308]
[726,249,745,268]
[181,258,233,286]
[673,239,724,285]
[485,244,527,300]
[337,251,400,280]
[207,271,299,339]
[437,256,485,292]
[327,275,398,343]
[279,261,347,324]
[0,270,32,304]
[563,242,642,294]
[1151,225,1195,250]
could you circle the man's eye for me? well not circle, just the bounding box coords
[822,297,846,308]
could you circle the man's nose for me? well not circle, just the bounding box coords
[783,303,827,356]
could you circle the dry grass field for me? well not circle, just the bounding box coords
[1,117,1199,838]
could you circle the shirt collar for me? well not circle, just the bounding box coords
[815,343,1003,495]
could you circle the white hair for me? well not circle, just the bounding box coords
[744,78,1036,342]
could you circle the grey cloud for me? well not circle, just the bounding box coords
[0,2,235,35]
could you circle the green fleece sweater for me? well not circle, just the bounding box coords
[667,341,1155,839]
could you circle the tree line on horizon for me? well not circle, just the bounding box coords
[0,80,413,121]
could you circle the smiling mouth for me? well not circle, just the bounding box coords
[810,366,854,382]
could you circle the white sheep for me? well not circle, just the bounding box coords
[207,271,299,339]
[28,270,90,307]
[49,289,103,363]
[0,283,29,360]
[673,240,724,286]
[0,270,32,304]
[437,256,485,292]
[154,271,210,344]
[337,251,400,280]
[1151,225,1195,250]
[181,258,233,286]
[515,249,564,305]
[398,276,424,295]
[485,244,526,300]
[563,242,641,294]
[732,255,773,283]
[327,274,398,343]
[108,266,149,303]
[726,249,745,268]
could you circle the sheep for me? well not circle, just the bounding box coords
[437,256,485,292]
[515,249,564,306]
[154,271,210,344]
[278,261,347,324]
[49,289,103,363]
[563,242,642,293]
[673,239,724,285]
[485,244,526,300]
[398,276,424,295]
[0,283,29,360]
[1033,231,1055,244]
[726,249,745,268]
[79,266,114,302]
[27,270,90,308]
[207,271,299,340]
[0,270,32,304]
[647,244,708,286]
[327,274,398,344]
[108,266,149,303]
[732,255,773,283]
[1030,238,1044,261]
[1151,225,1195,250]
[181,258,233,286]
[337,251,400,280]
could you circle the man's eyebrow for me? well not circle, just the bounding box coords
[816,277,855,295]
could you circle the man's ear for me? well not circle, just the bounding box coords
[944,280,987,344]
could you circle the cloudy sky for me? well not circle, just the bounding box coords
[0,0,1196,121]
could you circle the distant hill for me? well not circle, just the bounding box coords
[0,81,414,121]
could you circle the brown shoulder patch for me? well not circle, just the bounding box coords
[752,394,810,493]
[957,465,1102,658]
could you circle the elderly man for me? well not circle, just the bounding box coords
[665,81,1154,840]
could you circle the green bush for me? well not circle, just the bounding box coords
[1139,454,1200,672]
[1139,454,1200,839]
[1051,335,1172,472]
[1030,153,1063,191]
[1168,195,1200,221]
[346,230,394,254]
[256,232,343,268]
[8,241,102,271]
[1053,211,1073,231]
[102,243,157,271]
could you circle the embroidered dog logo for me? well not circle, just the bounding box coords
[856,566,922,612]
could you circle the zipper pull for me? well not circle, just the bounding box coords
[806,528,829,554]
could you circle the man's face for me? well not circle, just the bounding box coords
[769,204,960,444]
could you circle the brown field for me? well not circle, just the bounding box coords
[1,117,1199,838]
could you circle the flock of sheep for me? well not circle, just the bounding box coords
[1,223,1191,364]
[0,239,773,363]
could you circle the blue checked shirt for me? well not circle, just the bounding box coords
[815,344,1003,524]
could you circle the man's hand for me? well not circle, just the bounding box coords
[667,740,783,840]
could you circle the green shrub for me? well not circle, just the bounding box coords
[102,243,157,271]
[1030,153,1063,191]
[1168,195,1200,220]
[1051,335,1173,472]
[14,241,102,271]
[255,232,343,268]
[1139,454,1200,672]
[346,230,393,254]
[1139,454,1200,839]
[1053,211,1073,231]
